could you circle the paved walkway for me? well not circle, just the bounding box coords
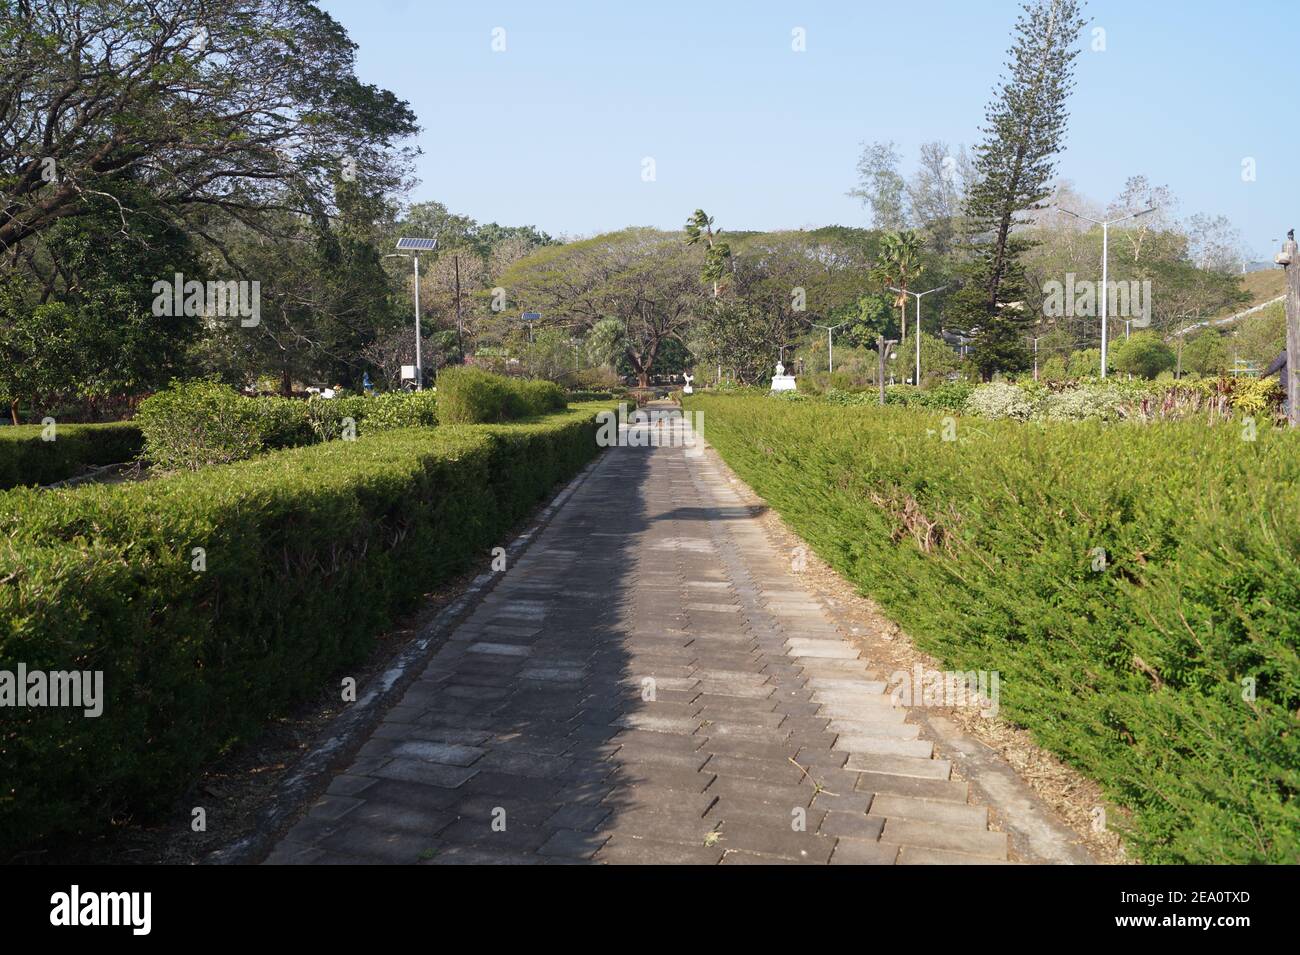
[267,406,1008,864]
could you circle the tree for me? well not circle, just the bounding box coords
[197,177,408,395]
[1179,330,1227,376]
[1184,213,1245,273]
[1067,347,1108,378]
[872,231,925,342]
[499,229,706,386]
[585,318,628,368]
[1108,176,1177,264]
[897,332,964,387]
[907,142,973,255]
[0,0,418,252]
[848,142,908,230]
[691,299,779,384]
[526,327,579,381]
[0,190,201,419]
[961,0,1086,377]
[684,209,731,298]
[1232,302,1287,370]
[1111,332,1175,379]
[836,292,900,348]
[731,229,871,331]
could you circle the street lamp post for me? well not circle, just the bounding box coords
[876,336,898,405]
[809,321,847,374]
[1058,207,1154,378]
[889,285,946,385]
[389,237,437,389]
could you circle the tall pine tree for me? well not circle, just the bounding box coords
[954,0,1087,379]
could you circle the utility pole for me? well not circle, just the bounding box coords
[413,255,422,387]
[392,237,436,388]
[454,253,464,362]
[877,336,898,406]
[889,285,946,386]
[1059,206,1155,378]
[810,321,847,374]
[1278,229,1300,427]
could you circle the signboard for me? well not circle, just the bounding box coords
[521,311,541,322]
[400,365,416,380]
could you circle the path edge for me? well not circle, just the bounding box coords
[693,433,1099,865]
[204,447,611,865]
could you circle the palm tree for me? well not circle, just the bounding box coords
[684,209,731,299]
[872,230,924,341]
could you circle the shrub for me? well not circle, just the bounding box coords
[513,378,568,415]
[137,380,443,470]
[1067,347,1108,378]
[135,380,280,471]
[909,381,975,412]
[0,404,607,850]
[965,381,1033,420]
[1112,333,1176,379]
[1228,376,1283,417]
[1038,383,1127,422]
[303,390,438,441]
[0,422,143,489]
[1040,355,1069,382]
[823,388,872,406]
[567,389,623,402]
[684,393,1300,863]
[435,367,566,423]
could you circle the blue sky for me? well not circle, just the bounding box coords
[320,0,1295,260]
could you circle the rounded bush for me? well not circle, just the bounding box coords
[964,381,1033,420]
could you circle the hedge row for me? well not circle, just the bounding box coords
[0,403,610,850]
[434,366,566,424]
[0,422,143,490]
[685,394,1299,863]
[136,380,442,471]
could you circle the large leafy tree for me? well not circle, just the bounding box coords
[0,190,201,419]
[690,299,780,385]
[959,0,1086,378]
[195,183,406,394]
[0,0,418,402]
[396,201,555,362]
[500,228,706,386]
[0,0,418,252]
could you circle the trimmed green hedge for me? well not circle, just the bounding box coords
[0,422,143,490]
[435,367,566,424]
[0,404,609,850]
[136,380,442,472]
[685,394,1300,863]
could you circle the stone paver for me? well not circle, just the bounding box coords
[267,405,1008,865]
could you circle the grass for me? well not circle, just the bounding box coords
[685,392,1299,863]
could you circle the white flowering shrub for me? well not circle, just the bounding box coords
[1039,384,1127,422]
[964,382,1033,421]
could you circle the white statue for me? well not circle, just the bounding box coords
[770,360,797,392]
[682,374,694,395]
